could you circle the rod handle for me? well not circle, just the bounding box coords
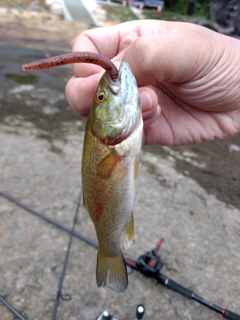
[222,309,240,320]
[158,275,192,298]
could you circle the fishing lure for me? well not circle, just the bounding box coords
[22,51,118,81]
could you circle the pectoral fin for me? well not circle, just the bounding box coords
[122,212,134,250]
[97,151,124,179]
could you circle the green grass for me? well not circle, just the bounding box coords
[101,3,138,22]
[100,1,210,25]
[142,9,186,21]
[5,73,38,84]
[164,0,210,19]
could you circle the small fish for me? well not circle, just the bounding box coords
[22,52,143,293]
[82,61,143,293]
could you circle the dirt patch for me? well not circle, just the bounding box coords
[144,133,240,211]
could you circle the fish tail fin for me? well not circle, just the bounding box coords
[96,249,128,293]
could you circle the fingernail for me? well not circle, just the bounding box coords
[156,104,161,116]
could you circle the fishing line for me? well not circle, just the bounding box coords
[51,190,81,320]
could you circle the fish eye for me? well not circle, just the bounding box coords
[95,91,105,104]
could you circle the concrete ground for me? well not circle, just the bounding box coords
[0,8,240,320]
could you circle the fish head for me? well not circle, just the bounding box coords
[88,61,141,145]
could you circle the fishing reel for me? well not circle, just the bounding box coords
[126,238,164,279]
[135,249,163,277]
[96,304,145,320]
[126,238,240,320]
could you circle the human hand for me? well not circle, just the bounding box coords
[65,20,240,146]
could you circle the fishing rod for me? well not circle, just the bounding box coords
[51,191,82,320]
[0,191,97,249]
[125,239,240,320]
[1,191,240,320]
[0,190,84,320]
[0,191,144,320]
[0,294,27,320]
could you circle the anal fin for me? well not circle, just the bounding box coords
[122,212,134,250]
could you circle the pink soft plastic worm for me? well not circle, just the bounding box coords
[22,51,118,82]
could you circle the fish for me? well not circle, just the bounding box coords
[82,61,143,293]
[22,52,142,293]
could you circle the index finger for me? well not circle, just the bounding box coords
[70,20,155,78]
[71,24,123,78]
